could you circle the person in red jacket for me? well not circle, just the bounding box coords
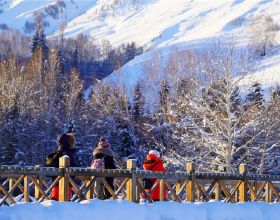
[142,150,167,201]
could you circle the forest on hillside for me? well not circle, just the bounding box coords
[0,14,279,175]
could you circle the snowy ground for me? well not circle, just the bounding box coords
[0,200,280,220]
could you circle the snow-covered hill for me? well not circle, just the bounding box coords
[1,0,279,47]
[1,0,280,91]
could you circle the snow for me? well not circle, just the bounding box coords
[0,199,280,220]
[1,0,280,94]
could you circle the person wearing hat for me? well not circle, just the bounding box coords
[92,137,116,199]
[50,127,77,200]
[142,150,167,201]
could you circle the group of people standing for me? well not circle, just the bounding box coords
[47,129,167,201]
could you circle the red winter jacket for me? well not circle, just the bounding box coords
[142,154,167,201]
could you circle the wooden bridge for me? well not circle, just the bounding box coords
[0,156,279,206]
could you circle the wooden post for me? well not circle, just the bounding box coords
[186,162,195,202]
[215,180,221,201]
[239,164,248,202]
[159,179,165,202]
[59,155,70,202]
[24,176,30,202]
[126,159,137,202]
[265,181,271,203]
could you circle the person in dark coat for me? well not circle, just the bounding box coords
[142,150,167,201]
[56,129,77,166]
[92,137,116,199]
[51,127,77,200]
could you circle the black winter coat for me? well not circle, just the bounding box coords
[92,147,116,169]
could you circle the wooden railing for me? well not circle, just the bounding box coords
[0,156,279,206]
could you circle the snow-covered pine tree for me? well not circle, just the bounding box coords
[72,45,80,71]
[246,82,264,108]
[159,79,170,123]
[132,82,145,121]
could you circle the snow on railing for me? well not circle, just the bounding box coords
[0,158,279,206]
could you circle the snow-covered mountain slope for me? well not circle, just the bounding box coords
[1,0,280,92]
[1,0,279,47]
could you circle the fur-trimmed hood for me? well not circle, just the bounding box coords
[93,146,114,158]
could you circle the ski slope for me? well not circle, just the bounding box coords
[0,199,280,220]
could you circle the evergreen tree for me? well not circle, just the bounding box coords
[246,82,264,107]
[31,30,40,55]
[132,82,145,120]
[31,29,49,60]
[72,46,80,71]
[31,29,49,84]
[230,86,241,113]
[53,48,67,122]
[38,30,49,60]
[159,79,170,122]
[55,48,65,79]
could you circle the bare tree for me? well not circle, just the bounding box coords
[250,15,279,56]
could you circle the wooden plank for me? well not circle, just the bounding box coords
[82,177,97,198]
[0,183,15,205]
[204,180,217,199]
[115,178,129,197]
[265,181,271,203]
[100,178,117,199]
[176,180,188,199]
[38,176,61,202]
[226,180,242,202]
[256,181,267,199]
[29,176,50,200]
[68,176,84,201]
[220,180,235,203]
[248,182,257,201]
[0,175,24,206]
[195,182,210,201]
[136,179,153,203]
[269,182,280,202]
[164,180,181,202]
[159,179,165,202]
[24,176,30,202]
[85,178,94,200]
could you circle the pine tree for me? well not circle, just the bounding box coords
[31,30,49,59]
[159,79,170,122]
[230,86,241,113]
[53,47,68,122]
[246,82,264,107]
[72,46,80,71]
[132,82,145,120]
[31,30,40,55]
[38,30,49,60]
[55,48,65,79]
[31,29,49,84]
